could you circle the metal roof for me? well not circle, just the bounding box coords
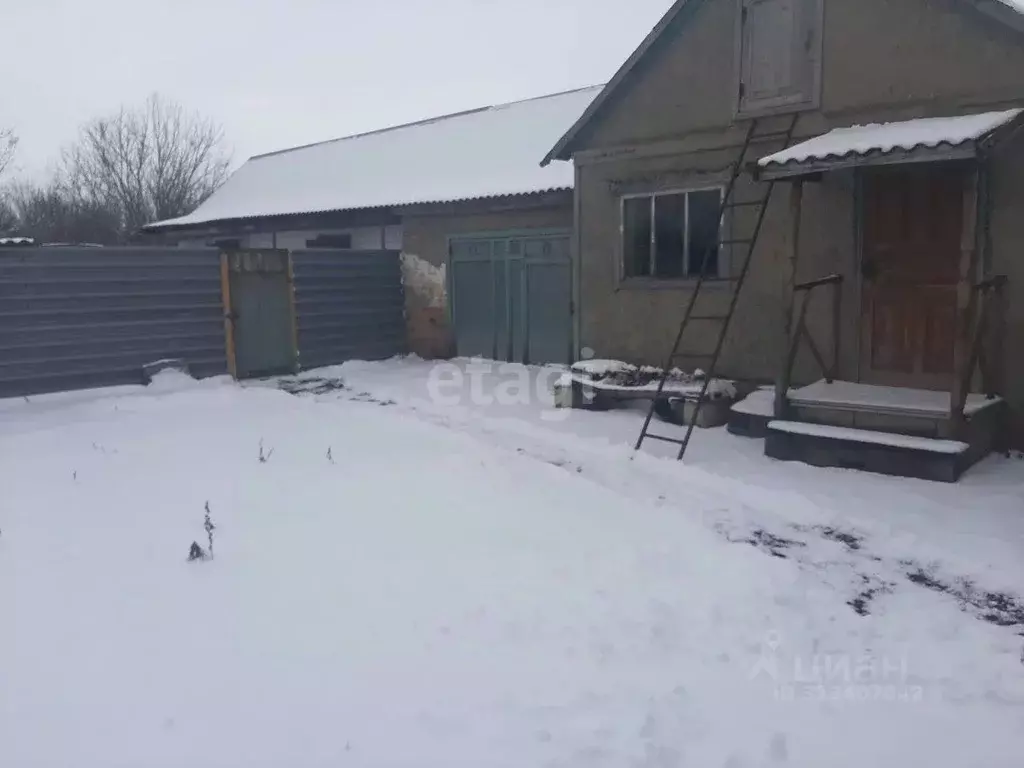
[756,109,1023,179]
[147,86,602,231]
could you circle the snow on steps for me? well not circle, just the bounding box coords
[728,380,1005,440]
[768,420,969,455]
[765,420,973,483]
[787,379,1002,419]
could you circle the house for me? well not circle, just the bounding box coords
[143,86,601,363]
[543,0,1024,479]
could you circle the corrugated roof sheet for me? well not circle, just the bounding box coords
[758,109,1023,172]
[147,86,602,230]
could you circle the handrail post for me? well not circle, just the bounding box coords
[950,166,980,437]
[830,277,842,383]
[775,180,804,419]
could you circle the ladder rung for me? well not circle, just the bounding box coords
[688,314,730,321]
[724,199,767,208]
[641,433,687,446]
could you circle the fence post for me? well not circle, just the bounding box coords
[286,251,300,374]
[219,252,238,379]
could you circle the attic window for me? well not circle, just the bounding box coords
[306,233,353,249]
[736,0,822,116]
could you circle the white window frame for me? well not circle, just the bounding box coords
[619,186,726,282]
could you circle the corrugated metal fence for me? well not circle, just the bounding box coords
[0,247,227,398]
[291,249,406,370]
[0,246,407,399]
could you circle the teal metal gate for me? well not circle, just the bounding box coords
[225,250,297,378]
[449,233,571,365]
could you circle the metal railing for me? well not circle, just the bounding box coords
[775,273,843,418]
[954,274,1007,413]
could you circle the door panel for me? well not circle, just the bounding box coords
[450,234,571,365]
[228,251,296,378]
[525,261,572,365]
[506,257,525,363]
[451,260,496,359]
[860,165,963,388]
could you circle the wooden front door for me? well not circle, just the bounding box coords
[860,165,964,389]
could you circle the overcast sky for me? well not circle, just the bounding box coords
[4,0,671,180]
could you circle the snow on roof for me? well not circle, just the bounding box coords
[758,109,1023,171]
[148,86,603,230]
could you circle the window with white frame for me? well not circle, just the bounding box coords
[622,189,723,280]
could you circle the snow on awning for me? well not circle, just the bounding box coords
[757,109,1023,180]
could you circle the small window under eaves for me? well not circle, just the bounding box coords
[736,0,822,117]
[306,233,353,249]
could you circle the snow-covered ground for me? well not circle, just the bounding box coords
[2,357,1023,768]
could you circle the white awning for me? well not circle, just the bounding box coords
[757,109,1023,179]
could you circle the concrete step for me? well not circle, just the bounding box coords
[765,420,976,482]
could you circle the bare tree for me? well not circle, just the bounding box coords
[0,129,18,230]
[5,180,121,244]
[61,94,231,239]
[0,128,16,179]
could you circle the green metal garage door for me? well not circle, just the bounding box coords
[449,233,571,365]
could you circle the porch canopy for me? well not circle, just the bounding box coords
[756,108,1023,181]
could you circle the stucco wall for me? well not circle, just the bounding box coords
[400,200,574,358]
[577,149,857,382]
[990,137,1024,443]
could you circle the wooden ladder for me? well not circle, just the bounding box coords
[634,114,799,459]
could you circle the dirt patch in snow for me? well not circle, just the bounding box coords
[720,521,1024,627]
[847,575,895,617]
[902,565,1024,631]
[277,376,396,406]
[730,528,807,560]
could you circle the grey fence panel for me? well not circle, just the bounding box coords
[0,247,227,398]
[291,249,406,370]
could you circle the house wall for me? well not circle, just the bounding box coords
[581,0,1024,153]
[990,136,1024,444]
[572,0,1024,441]
[401,199,574,358]
[577,150,857,382]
